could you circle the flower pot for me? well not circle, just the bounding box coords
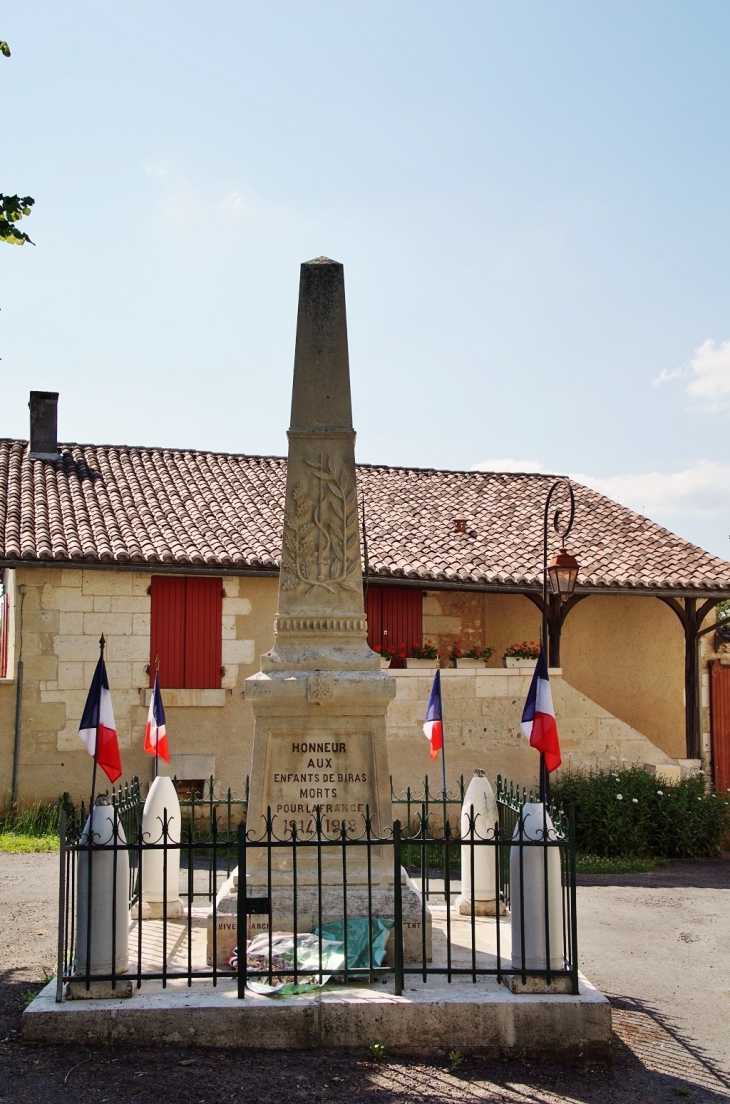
[379,657,392,669]
[405,658,437,669]
[455,658,484,668]
[503,657,538,669]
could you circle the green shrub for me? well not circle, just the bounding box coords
[551,767,730,859]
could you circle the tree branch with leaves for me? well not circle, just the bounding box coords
[1,40,35,245]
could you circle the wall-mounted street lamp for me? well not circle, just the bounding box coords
[542,478,579,646]
[539,479,579,800]
[547,548,580,603]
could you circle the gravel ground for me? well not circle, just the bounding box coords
[1,851,730,1103]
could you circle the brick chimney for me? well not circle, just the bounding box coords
[28,391,59,460]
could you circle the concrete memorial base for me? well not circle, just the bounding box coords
[207,867,432,967]
[23,973,611,1060]
[456,896,507,917]
[505,974,575,995]
[131,899,184,921]
[65,978,134,1000]
[25,906,611,1060]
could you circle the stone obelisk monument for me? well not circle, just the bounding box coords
[208,258,430,965]
[246,257,395,861]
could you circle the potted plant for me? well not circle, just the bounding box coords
[502,641,540,668]
[373,644,395,669]
[405,639,440,668]
[451,642,494,668]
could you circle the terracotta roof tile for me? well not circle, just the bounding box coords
[1,440,730,593]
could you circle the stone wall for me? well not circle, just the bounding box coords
[0,566,278,804]
[386,667,676,798]
[422,589,699,761]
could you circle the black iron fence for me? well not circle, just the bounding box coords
[56,776,579,1002]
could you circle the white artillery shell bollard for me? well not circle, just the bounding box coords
[457,769,504,916]
[510,802,564,974]
[139,775,183,919]
[74,799,130,979]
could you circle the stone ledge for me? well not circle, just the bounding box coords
[142,688,227,707]
[23,974,611,1060]
[390,668,562,678]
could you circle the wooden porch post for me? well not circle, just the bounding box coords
[658,596,717,762]
[526,592,585,668]
[684,598,700,761]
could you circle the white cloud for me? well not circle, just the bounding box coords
[144,164,298,237]
[472,457,545,472]
[685,339,730,406]
[573,460,730,519]
[651,365,685,385]
[653,338,730,410]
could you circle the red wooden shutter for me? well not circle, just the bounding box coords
[366,586,422,668]
[710,661,730,791]
[150,576,186,689]
[185,577,222,689]
[365,586,382,653]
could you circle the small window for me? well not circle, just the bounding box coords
[176,778,205,801]
[0,582,9,679]
[150,576,222,689]
[0,569,15,681]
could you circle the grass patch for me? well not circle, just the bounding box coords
[0,831,59,853]
[0,797,70,852]
[575,853,669,875]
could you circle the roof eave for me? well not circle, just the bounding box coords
[3,556,730,600]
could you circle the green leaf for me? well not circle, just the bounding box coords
[0,42,11,58]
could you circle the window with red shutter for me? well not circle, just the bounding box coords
[365,586,423,668]
[150,576,222,689]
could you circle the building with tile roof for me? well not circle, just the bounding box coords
[2,394,729,803]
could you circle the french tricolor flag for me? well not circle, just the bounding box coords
[520,647,561,773]
[423,669,443,761]
[78,656,122,783]
[144,671,170,763]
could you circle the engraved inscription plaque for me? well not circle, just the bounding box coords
[262,732,378,836]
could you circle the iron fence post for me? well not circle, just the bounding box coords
[111,804,118,992]
[162,807,168,989]
[569,804,579,994]
[55,810,66,1003]
[393,819,404,996]
[237,821,247,999]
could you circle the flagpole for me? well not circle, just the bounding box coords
[541,489,550,805]
[89,634,105,812]
[540,478,577,805]
[154,655,160,780]
[440,680,447,805]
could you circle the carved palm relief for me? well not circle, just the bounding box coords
[281,457,360,594]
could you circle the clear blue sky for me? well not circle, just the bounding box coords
[3,2,730,557]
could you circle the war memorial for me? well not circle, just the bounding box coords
[21,259,612,1059]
